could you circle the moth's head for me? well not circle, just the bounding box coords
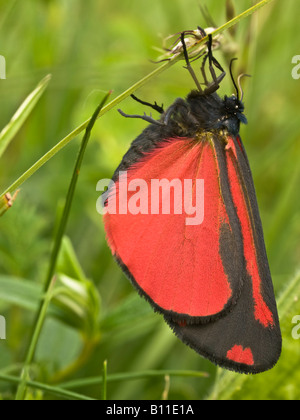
[215,94,247,136]
[219,59,250,132]
[223,94,248,126]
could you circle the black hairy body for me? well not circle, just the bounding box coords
[112,89,247,182]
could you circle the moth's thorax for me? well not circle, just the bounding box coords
[186,90,247,136]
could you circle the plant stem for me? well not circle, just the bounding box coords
[15,92,111,400]
[211,0,275,38]
[0,75,51,159]
[0,0,276,198]
[60,369,209,389]
[102,360,107,401]
[0,368,208,400]
[0,373,95,400]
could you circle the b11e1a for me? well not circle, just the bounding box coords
[150,404,194,415]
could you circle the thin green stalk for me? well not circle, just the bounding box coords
[0,75,51,159]
[210,0,275,38]
[102,360,107,400]
[15,280,55,400]
[1,370,208,400]
[0,0,276,198]
[0,373,95,401]
[15,92,111,400]
[60,369,209,390]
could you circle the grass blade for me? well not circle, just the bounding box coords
[15,92,111,400]
[60,369,209,390]
[0,373,95,400]
[0,75,51,159]
[102,360,107,400]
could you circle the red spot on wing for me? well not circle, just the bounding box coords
[226,137,274,328]
[104,138,233,318]
[226,345,254,366]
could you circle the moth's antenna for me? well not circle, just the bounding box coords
[237,73,252,102]
[229,58,239,100]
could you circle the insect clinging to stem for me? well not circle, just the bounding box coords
[102,28,282,374]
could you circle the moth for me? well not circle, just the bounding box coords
[103,31,282,374]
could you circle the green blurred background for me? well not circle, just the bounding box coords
[0,0,299,400]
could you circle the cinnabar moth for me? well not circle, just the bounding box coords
[103,31,282,374]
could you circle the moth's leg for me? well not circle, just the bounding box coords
[180,32,203,93]
[203,35,226,95]
[118,109,165,126]
[130,94,164,114]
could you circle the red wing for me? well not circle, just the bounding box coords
[166,135,281,374]
[225,136,277,328]
[104,136,244,322]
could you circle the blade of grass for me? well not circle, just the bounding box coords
[1,369,208,400]
[60,369,209,390]
[0,373,95,401]
[208,0,275,39]
[0,0,276,198]
[15,92,111,401]
[102,360,107,400]
[0,75,51,159]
